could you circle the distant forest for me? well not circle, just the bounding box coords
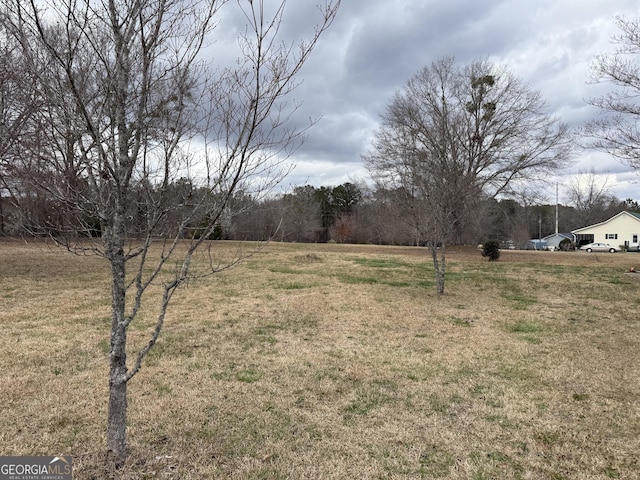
[3,180,638,246]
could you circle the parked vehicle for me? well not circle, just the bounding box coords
[579,242,619,253]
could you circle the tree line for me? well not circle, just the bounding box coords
[232,183,639,246]
[7,175,635,246]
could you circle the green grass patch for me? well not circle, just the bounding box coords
[506,321,541,334]
[352,257,411,269]
[235,366,263,383]
[500,285,537,309]
[343,379,398,420]
[337,274,379,285]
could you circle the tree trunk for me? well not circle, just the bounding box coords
[105,223,128,468]
[107,369,127,468]
[430,243,446,296]
[0,197,5,235]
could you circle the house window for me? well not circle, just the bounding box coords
[634,235,638,243]
[605,233,618,240]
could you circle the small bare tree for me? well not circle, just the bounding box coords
[366,57,572,295]
[584,16,640,170]
[2,0,340,468]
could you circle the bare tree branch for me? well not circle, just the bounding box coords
[584,16,640,170]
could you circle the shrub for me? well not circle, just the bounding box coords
[481,240,501,261]
[559,238,572,251]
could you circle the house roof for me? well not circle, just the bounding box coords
[543,232,574,241]
[572,211,640,233]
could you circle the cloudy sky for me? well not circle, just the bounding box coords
[220,1,640,203]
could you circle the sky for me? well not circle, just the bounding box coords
[216,0,640,204]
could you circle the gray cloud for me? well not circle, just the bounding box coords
[211,1,640,200]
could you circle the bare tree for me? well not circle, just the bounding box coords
[366,57,572,295]
[280,186,322,242]
[0,18,42,234]
[2,0,340,468]
[584,16,640,170]
[566,168,618,226]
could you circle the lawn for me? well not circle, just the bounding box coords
[1,240,639,479]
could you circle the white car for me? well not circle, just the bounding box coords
[579,242,619,253]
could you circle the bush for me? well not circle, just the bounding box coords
[481,240,501,261]
[559,238,572,251]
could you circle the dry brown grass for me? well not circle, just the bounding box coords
[1,239,639,479]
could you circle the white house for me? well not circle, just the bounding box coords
[572,211,640,250]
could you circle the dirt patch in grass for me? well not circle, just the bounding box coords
[1,240,639,478]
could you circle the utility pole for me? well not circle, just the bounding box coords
[555,183,559,234]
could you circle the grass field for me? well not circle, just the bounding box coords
[1,240,639,479]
